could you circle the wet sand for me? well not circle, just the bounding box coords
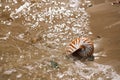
[87,2,120,73]
[0,0,120,80]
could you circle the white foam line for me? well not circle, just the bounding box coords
[16,2,31,14]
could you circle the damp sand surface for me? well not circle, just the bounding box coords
[0,0,120,80]
[87,2,120,73]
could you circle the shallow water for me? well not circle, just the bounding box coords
[0,0,120,80]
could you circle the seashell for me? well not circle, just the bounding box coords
[66,37,94,60]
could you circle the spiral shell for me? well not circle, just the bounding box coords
[66,37,94,59]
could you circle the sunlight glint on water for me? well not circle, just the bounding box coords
[1,0,91,48]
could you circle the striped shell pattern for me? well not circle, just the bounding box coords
[66,37,94,59]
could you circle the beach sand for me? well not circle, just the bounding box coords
[0,0,120,79]
[87,1,120,73]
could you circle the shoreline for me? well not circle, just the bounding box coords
[87,1,120,74]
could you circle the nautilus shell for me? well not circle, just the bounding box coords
[66,37,94,60]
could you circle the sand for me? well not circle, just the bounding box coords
[87,1,120,73]
[0,0,120,79]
